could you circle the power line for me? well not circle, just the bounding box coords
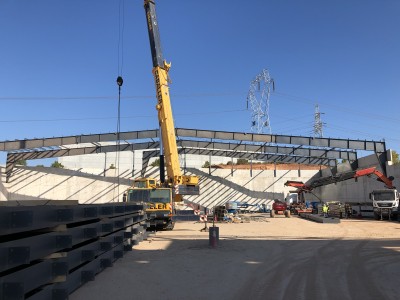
[273,91,400,123]
[0,108,247,123]
[1,89,398,125]
[0,92,244,101]
[0,89,399,127]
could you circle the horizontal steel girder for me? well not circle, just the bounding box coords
[0,130,160,151]
[0,128,385,152]
[6,139,355,162]
[178,148,336,166]
[6,142,337,181]
[175,128,386,152]
[177,140,356,161]
[138,150,335,169]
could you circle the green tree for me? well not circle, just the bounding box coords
[202,161,210,168]
[51,161,64,168]
[236,158,249,165]
[150,158,160,167]
[15,159,27,166]
[392,150,400,164]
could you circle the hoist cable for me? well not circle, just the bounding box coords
[117,0,125,76]
[113,77,123,202]
[113,0,125,202]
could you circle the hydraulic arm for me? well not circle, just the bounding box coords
[144,0,199,200]
[285,166,395,192]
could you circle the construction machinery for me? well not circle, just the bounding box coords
[285,166,398,220]
[370,189,399,220]
[123,0,200,229]
[270,200,291,218]
[285,192,313,215]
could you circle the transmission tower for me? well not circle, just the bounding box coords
[247,69,275,134]
[313,104,325,138]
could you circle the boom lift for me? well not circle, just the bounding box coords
[124,0,200,229]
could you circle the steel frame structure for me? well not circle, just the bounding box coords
[0,128,388,182]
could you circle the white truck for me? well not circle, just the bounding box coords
[370,189,399,220]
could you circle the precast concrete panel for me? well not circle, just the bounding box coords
[275,136,291,144]
[252,134,273,143]
[137,129,159,139]
[310,138,329,147]
[232,133,252,141]
[348,140,367,150]
[214,131,234,140]
[329,139,349,149]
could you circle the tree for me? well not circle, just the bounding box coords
[15,159,27,166]
[202,161,210,168]
[392,150,400,165]
[236,158,249,165]
[51,161,64,168]
[150,158,161,167]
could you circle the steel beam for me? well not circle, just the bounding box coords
[175,128,386,152]
[0,130,159,151]
[5,138,349,181]
[0,128,386,152]
[6,140,355,163]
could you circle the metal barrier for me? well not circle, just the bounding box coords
[0,202,147,299]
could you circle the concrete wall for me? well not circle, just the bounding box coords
[59,151,235,170]
[314,154,400,204]
[0,165,319,209]
[5,153,398,207]
[1,166,130,204]
[0,167,8,201]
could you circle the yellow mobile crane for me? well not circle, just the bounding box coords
[124,0,200,229]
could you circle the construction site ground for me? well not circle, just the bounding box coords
[70,215,400,300]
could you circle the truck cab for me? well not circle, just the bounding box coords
[370,189,399,220]
[124,178,175,230]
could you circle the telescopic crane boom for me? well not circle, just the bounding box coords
[144,0,199,201]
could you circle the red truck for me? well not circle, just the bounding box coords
[270,200,291,218]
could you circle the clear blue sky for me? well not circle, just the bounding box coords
[0,0,399,165]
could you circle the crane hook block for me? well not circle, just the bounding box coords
[116,76,124,87]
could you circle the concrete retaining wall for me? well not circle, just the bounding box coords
[0,166,319,208]
[0,167,8,201]
[3,154,399,207]
[313,155,400,204]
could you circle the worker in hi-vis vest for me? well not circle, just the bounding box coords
[323,203,329,218]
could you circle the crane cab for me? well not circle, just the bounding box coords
[133,178,158,189]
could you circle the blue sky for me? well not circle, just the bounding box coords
[0,0,399,165]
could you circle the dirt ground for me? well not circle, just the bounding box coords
[70,215,400,300]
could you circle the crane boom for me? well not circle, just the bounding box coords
[144,0,199,200]
[285,166,395,192]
